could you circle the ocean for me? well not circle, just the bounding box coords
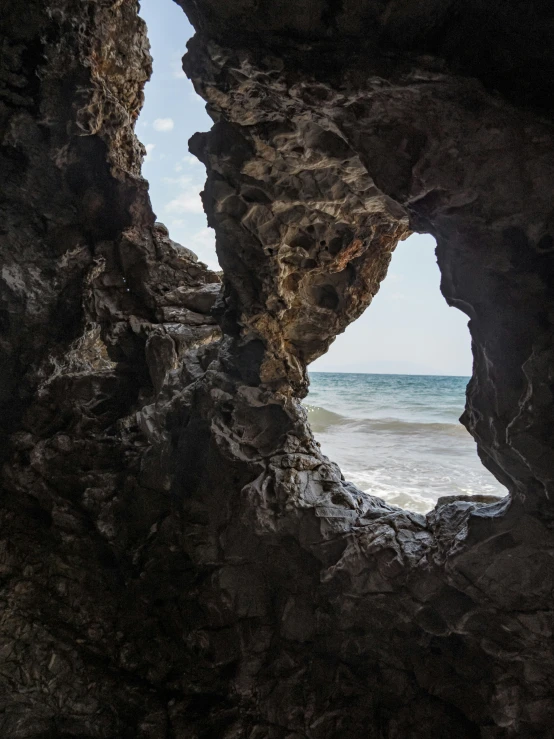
[305,372,506,513]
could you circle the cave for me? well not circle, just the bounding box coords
[2,0,554,737]
[305,232,507,513]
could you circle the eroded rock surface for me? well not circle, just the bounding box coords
[2,0,554,737]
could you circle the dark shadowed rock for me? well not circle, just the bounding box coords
[2,0,554,737]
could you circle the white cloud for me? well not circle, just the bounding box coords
[153,118,174,132]
[164,176,205,215]
[182,154,201,167]
[163,175,194,187]
[191,227,216,251]
[144,143,155,157]
[171,53,187,80]
[175,164,183,172]
[166,191,204,214]
[190,228,219,270]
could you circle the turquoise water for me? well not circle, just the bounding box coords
[305,372,506,513]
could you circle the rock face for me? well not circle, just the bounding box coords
[2,0,554,737]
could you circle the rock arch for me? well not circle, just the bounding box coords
[2,0,554,736]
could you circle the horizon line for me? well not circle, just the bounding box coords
[308,370,471,378]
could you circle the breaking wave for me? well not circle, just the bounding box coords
[306,404,467,437]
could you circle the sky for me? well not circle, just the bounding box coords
[137,0,473,377]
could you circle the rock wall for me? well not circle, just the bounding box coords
[2,0,554,737]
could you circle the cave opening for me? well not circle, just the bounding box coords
[137,0,508,516]
[137,0,219,271]
[306,233,507,513]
